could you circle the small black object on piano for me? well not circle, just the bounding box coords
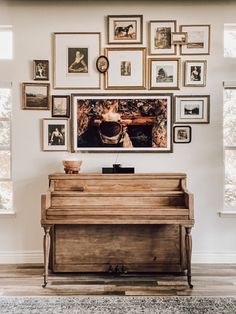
[102,164,135,174]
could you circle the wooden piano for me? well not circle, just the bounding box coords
[41,173,194,288]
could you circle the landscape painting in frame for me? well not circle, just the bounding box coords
[72,94,172,152]
[180,25,210,55]
[22,83,50,110]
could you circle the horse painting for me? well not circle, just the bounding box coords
[114,24,135,39]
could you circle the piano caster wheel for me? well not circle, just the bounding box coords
[42,282,47,288]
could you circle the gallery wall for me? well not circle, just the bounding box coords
[0,0,236,263]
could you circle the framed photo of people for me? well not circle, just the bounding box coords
[53,32,101,89]
[42,118,69,151]
[180,25,210,55]
[149,58,180,90]
[184,60,207,87]
[174,95,210,124]
[107,15,143,44]
[71,94,173,152]
[104,48,146,90]
[149,20,177,55]
[22,83,50,110]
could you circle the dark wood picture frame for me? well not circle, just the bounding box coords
[52,95,70,118]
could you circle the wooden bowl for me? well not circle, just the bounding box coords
[63,160,82,174]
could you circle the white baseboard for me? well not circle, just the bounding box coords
[0,251,236,264]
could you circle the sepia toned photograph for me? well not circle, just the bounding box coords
[71,94,173,152]
[42,119,68,151]
[22,83,50,110]
[33,60,49,80]
[184,60,207,87]
[156,65,173,83]
[114,20,137,40]
[52,95,70,118]
[173,126,191,143]
[155,27,172,49]
[121,61,131,76]
[180,25,210,55]
[96,55,109,73]
[68,48,88,73]
[171,32,188,45]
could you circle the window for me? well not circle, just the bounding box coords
[224,24,236,57]
[0,26,13,59]
[0,84,13,213]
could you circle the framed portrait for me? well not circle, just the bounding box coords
[71,94,173,152]
[180,25,210,55]
[53,32,101,89]
[149,20,177,55]
[42,119,68,151]
[33,60,49,81]
[174,95,210,124]
[52,95,70,118]
[96,55,109,73]
[184,60,207,87]
[171,32,188,45]
[149,58,180,90]
[173,126,191,143]
[107,15,143,44]
[22,83,50,110]
[105,48,146,90]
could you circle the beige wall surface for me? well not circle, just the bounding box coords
[0,0,236,263]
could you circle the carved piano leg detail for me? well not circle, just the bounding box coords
[42,225,51,288]
[185,226,193,289]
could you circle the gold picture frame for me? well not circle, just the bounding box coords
[105,48,146,90]
[184,60,207,87]
[180,25,210,55]
[171,32,188,45]
[22,82,50,110]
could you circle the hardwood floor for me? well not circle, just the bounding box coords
[0,264,236,296]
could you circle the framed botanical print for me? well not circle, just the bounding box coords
[149,20,177,55]
[180,25,210,55]
[33,60,49,81]
[22,83,50,110]
[52,95,70,118]
[53,32,101,89]
[149,58,180,90]
[184,60,207,87]
[174,95,210,124]
[107,15,143,44]
[173,125,191,143]
[71,94,173,152]
[42,119,68,151]
[105,48,146,90]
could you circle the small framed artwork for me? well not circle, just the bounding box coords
[71,94,173,152]
[42,119,68,151]
[174,95,210,124]
[180,25,210,55]
[33,60,49,80]
[105,48,146,90]
[149,58,180,90]
[149,20,177,55]
[184,60,207,87]
[173,126,191,143]
[107,15,143,44]
[53,32,101,89]
[22,83,50,110]
[171,32,188,45]
[96,55,109,73]
[52,95,70,118]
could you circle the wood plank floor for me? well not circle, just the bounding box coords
[0,264,236,296]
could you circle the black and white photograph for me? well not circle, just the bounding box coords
[156,66,173,83]
[52,95,70,118]
[121,61,131,76]
[96,55,109,73]
[22,83,50,110]
[68,48,88,73]
[42,119,68,151]
[33,60,49,81]
[184,60,207,87]
[174,126,191,143]
[180,25,210,55]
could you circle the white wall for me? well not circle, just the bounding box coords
[0,0,236,263]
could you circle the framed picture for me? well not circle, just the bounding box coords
[171,32,188,45]
[149,20,177,55]
[22,83,50,110]
[71,94,173,152]
[42,119,68,151]
[149,58,180,90]
[53,32,101,89]
[107,15,143,44]
[180,25,210,55]
[96,55,109,73]
[174,95,210,124]
[105,48,146,90]
[173,126,191,143]
[184,60,207,87]
[33,60,49,81]
[52,95,70,118]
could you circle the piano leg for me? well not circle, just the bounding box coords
[42,225,52,288]
[185,226,193,289]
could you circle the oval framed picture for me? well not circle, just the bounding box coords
[96,55,109,73]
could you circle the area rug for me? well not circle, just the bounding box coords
[0,296,236,314]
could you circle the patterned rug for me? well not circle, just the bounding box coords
[0,296,236,314]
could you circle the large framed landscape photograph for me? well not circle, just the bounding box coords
[72,94,173,152]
